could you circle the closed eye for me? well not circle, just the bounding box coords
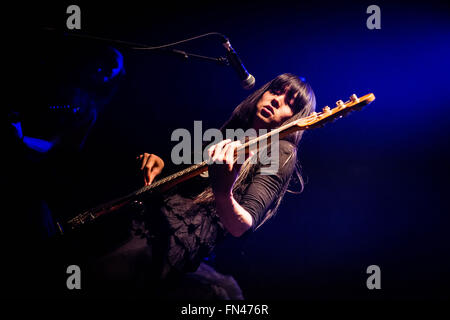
[269,88,284,96]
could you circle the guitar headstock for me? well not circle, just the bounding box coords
[296,93,375,130]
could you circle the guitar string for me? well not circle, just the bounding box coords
[68,116,315,225]
[68,108,331,225]
[68,97,366,226]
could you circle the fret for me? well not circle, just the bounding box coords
[64,93,375,231]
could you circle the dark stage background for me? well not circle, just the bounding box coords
[6,0,450,300]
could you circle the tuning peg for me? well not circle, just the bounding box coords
[322,106,331,113]
[350,94,359,103]
[336,100,345,108]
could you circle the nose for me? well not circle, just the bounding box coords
[271,98,280,108]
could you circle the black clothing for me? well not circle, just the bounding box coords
[239,140,297,230]
[155,139,296,274]
[88,140,297,297]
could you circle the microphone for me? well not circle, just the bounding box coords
[221,36,255,89]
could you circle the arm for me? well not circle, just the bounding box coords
[207,139,254,237]
[208,139,296,236]
[10,106,97,157]
[11,120,54,152]
[22,136,56,153]
[214,191,254,237]
[138,141,253,236]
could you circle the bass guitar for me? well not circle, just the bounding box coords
[60,93,375,234]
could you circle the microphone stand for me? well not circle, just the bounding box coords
[169,49,228,66]
[42,27,229,66]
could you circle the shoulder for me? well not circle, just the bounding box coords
[256,139,297,179]
[279,139,296,157]
[272,139,297,167]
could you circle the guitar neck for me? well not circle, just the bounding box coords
[64,125,293,230]
[64,93,375,231]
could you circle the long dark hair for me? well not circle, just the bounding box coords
[195,73,316,229]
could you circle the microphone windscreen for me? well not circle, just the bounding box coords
[241,74,255,90]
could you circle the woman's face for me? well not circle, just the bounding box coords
[252,89,296,130]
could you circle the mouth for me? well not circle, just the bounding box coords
[261,105,274,117]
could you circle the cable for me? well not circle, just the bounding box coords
[43,28,226,51]
[131,32,226,50]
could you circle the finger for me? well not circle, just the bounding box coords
[219,141,238,167]
[141,153,151,170]
[224,142,237,169]
[144,158,156,184]
[146,158,158,185]
[216,142,230,163]
[207,144,221,164]
[146,157,156,170]
[211,139,231,163]
[147,170,157,185]
[215,139,231,154]
[207,146,215,162]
